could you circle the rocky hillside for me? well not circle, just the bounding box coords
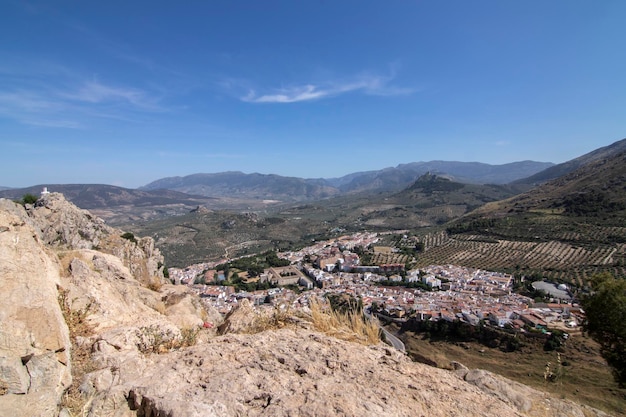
[0,194,610,416]
[464,148,626,223]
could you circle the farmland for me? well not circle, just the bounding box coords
[412,228,626,287]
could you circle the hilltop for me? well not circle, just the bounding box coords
[0,194,611,416]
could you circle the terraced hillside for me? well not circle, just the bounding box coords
[414,230,626,287]
[414,150,626,288]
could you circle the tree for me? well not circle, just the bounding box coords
[581,273,626,387]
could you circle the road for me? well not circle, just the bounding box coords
[364,308,405,353]
[380,326,406,353]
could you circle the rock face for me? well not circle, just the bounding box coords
[0,195,612,417]
[23,193,166,286]
[0,195,210,417]
[86,311,610,417]
[0,207,71,416]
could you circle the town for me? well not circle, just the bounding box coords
[168,232,582,333]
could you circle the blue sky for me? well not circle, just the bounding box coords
[1,1,625,188]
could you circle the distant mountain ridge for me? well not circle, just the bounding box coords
[140,171,338,201]
[514,137,626,185]
[141,160,553,200]
[327,160,553,192]
[0,160,554,206]
[0,184,213,209]
[475,147,626,218]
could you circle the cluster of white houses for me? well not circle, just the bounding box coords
[171,233,580,331]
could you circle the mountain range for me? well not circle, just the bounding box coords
[0,159,554,222]
[0,184,213,209]
[1,138,624,228]
[139,160,554,200]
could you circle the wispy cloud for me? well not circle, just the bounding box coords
[241,73,415,104]
[0,66,166,128]
[62,81,162,110]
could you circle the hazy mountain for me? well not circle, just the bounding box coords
[140,171,340,201]
[141,160,552,200]
[0,186,11,191]
[0,184,214,209]
[514,137,626,185]
[366,173,519,227]
[328,160,554,192]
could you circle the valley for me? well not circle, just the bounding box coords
[126,138,626,414]
[5,4,626,415]
[2,139,626,415]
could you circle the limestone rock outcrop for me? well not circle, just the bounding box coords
[0,207,71,416]
[20,193,166,286]
[0,196,214,416]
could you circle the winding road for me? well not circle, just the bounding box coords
[380,326,406,353]
[364,308,406,353]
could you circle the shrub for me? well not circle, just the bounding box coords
[120,232,137,243]
[16,193,38,206]
[58,289,96,415]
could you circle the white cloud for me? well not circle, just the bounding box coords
[241,73,414,104]
[62,81,162,110]
[0,70,165,128]
[243,85,327,103]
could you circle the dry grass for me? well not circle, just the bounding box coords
[309,298,381,346]
[57,250,94,277]
[244,300,381,346]
[57,288,96,416]
[398,326,626,416]
[150,300,167,315]
[136,325,200,354]
[146,276,163,292]
[248,304,298,333]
